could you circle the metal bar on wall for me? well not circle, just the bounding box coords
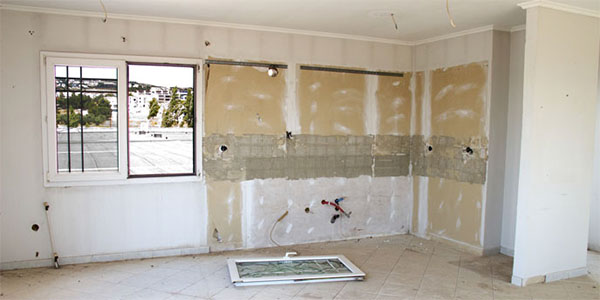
[300,65,403,77]
[205,60,288,69]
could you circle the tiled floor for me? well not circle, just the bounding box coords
[1,235,599,299]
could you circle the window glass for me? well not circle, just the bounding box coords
[55,65,118,173]
[127,64,195,176]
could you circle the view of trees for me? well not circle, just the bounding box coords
[147,98,160,120]
[160,87,194,128]
[56,93,112,127]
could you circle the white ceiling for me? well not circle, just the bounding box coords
[1,0,598,41]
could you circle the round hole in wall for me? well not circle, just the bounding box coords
[427,145,433,152]
[35,251,39,257]
[305,207,310,213]
[465,146,473,155]
[220,145,228,152]
[31,224,39,232]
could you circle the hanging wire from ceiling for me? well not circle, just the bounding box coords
[446,0,456,28]
[99,0,108,23]
[390,13,399,31]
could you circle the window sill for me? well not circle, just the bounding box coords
[43,174,203,188]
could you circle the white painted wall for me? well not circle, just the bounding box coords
[0,9,413,269]
[484,30,511,253]
[590,49,600,252]
[500,29,526,256]
[512,7,600,285]
[413,30,493,72]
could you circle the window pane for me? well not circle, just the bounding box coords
[55,65,118,173]
[128,64,195,176]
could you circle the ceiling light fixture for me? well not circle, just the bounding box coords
[267,66,279,77]
[446,0,456,28]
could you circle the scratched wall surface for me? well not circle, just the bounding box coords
[376,73,412,136]
[242,176,412,249]
[206,180,243,250]
[430,63,488,138]
[204,64,287,136]
[298,69,367,135]
[427,178,484,246]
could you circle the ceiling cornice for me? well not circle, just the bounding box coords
[0,3,515,47]
[0,4,413,46]
[518,0,600,18]
[510,24,526,32]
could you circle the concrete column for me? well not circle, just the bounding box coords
[512,3,600,286]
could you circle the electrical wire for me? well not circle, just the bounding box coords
[269,211,288,247]
[390,13,398,31]
[446,0,456,28]
[99,0,108,23]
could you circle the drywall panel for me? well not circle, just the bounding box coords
[412,72,424,135]
[428,178,484,247]
[207,180,243,250]
[430,62,488,139]
[204,64,287,136]
[512,7,599,285]
[501,29,525,256]
[298,69,366,135]
[376,73,412,135]
[243,176,411,248]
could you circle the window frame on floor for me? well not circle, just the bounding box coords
[40,52,203,187]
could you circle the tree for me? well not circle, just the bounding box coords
[56,93,112,127]
[182,89,194,127]
[161,87,183,128]
[147,98,160,120]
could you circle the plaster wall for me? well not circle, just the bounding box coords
[512,7,599,284]
[500,29,525,256]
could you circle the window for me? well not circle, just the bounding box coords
[42,53,201,185]
[127,63,196,177]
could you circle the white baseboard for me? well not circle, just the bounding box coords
[511,267,587,286]
[428,233,484,256]
[511,274,545,286]
[500,246,514,257]
[545,267,587,282]
[0,246,209,271]
[482,246,501,256]
[588,243,600,252]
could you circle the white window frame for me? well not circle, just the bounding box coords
[40,52,203,187]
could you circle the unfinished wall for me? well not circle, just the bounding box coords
[242,176,411,249]
[413,62,489,250]
[0,9,414,268]
[1,6,512,268]
[204,64,287,136]
[410,30,506,253]
[202,65,412,249]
